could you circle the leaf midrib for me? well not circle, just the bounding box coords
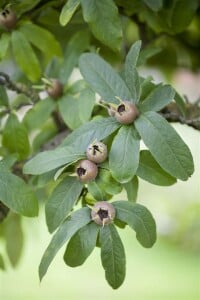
[49,180,82,229]
[106,227,119,286]
[120,128,131,180]
[0,175,27,212]
[138,161,171,179]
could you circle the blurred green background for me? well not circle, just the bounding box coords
[0,122,199,300]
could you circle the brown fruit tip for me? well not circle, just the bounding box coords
[86,141,108,164]
[0,9,17,30]
[46,79,63,99]
[91,201,116,226]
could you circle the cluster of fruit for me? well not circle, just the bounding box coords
[74,100,139,226]
[76,141,115,226]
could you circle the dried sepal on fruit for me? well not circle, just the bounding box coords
[0,8,17,30]
[91,201,116,226]
[76,159,98,183]
[86,141,108,164]
[107,106,116,117]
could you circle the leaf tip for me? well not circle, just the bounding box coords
[38,259,47,283]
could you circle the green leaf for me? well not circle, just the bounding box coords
[141,0,198,34]
[23,147,84,175]
[135,111,194,180]
[66,80,87,95]
[4,213,23,267]
[64,222,99,267]
[15,0,41,15]
[2,113,30,160]
[140,77,157,101]
[23,98,56,131]
[11,30,41,82]
[58,95,82,130]
[109,126,140,183]
[139,85,175,112]
[45,177,83,233]
[0,86,9,106]
[36,6,60,26]
[79,53,132,104]
[100,224,126,289]
[53,163,76,181]
[45,57,61,78]
[95,168,123,195]
[87,181,105,201]
[81,0,122,51]
[32,123,57,152]
[10,94,31,110]
[59,30,90,82]
[126,41,142,67]
[137,150,177,186]
[0,33,10,60]
[137,45,162,66]
[124,41,141,102]
[78,88,95,123]
[39,207,91,281]
[167,0,198,33]
[113,201,156,248]
[143,0,163,11]
[60,0,80,26]
[123,176,138,202]
[19,23,61,61]
[62,117,120,152]
[124,64,140,103]
[0,154,18,171]
[0,253,5,270]
[0,171,38,217]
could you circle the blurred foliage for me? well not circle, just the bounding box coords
[163,203,200,252]
[0,0,199,80]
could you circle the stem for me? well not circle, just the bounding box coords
[0,201,9,223]
[160,102,200,131]
[51,110,66,132]
[0,72,40,102]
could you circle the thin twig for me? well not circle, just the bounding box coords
[160,102,200,131]
[0,72,40,102]
[160,111,200,130]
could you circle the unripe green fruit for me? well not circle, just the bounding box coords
[76,159,98,183]
[0,9,17,30]
[115,100,139,124]
[86,142,108,163]
[46,79,63,99]
[91,201,116,226]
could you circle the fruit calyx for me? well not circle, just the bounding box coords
[43,78,63,99]
[0,8,17,30]
[91,201,116,226]
[86,141,108,163]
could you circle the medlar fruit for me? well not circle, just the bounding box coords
[91,201,116,226]
[0,9,17,30]
[115,100,139,124]
[46,79,63,99]
[86,141,108,164]
[76,159,98,183]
